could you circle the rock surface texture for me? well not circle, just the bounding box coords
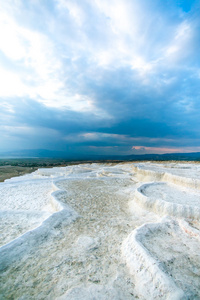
[0,162,200,299]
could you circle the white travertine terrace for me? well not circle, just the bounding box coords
[134,182,200,219]
[133,163,200,190]
[0,162,200,299]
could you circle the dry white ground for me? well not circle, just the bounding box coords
[0,162,200,299]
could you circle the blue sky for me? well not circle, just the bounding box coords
[0,0,200,156]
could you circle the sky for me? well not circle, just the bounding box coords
[0,0,200,156]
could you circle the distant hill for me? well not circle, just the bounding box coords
[124,152,200,161]
[0,149,200,161]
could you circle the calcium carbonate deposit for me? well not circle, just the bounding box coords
[0,162,200,299]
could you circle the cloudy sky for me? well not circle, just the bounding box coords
[0,0,200,156]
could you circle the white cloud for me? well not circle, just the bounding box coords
[0,0,186,107]
[0,66,26,98]
[57,0,86,26]
[94,0,139,36]
[0,15,27,61]
[0,9,62,98]
[80,132,128,141]
[0,0,199,123]
[164,21,193,63]
[131,145,200,154]
[0,2,109,117]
